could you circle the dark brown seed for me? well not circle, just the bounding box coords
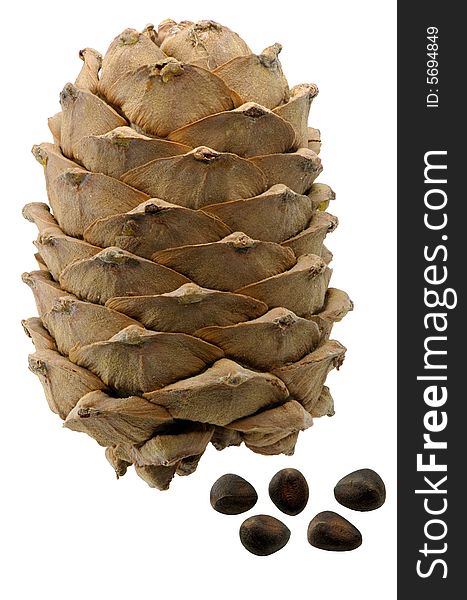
[210,473,258,515]
[268,468,309,515]
[240,514,291,556]
[334,468,386,511]
[307,511,362,551]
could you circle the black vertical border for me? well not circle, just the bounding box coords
[398,3,463,596]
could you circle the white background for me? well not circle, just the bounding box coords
[0,1,397,598]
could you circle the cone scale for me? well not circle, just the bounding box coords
[22,20,352,490]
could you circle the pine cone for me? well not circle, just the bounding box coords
[22,20,352,490]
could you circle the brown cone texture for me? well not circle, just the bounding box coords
[22,20,352,490]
